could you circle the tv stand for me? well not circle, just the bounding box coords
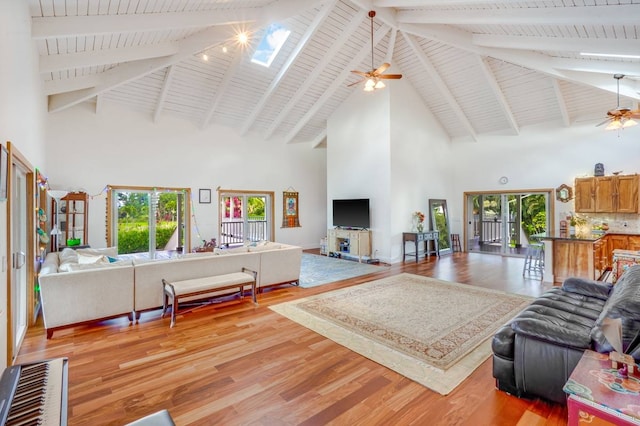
[327,228,371,262]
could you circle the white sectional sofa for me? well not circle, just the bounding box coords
[39,242,302,338]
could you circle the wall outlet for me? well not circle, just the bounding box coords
[1,256,5,272]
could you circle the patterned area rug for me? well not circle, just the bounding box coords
[299,253,386,288]
[271,273,532,394]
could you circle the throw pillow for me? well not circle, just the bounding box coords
[76,246,118,258]
[77,253,110,265]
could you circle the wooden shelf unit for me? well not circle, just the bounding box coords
[327,228,371,262]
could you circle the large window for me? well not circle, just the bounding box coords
[107,186,191,257]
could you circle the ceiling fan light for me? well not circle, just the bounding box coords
[623,118,638,128]
[364,78,376,90]
[374,79,386,89]
[606,119,622,130]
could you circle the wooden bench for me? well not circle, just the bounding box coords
[161,268,257,327]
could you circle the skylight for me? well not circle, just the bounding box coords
[251,23,291,68]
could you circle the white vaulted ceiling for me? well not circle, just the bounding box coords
[30,0,640,145]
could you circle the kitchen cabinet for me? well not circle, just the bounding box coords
[575,174,640,213]
[627,236,640,251]
[574,178,595,212]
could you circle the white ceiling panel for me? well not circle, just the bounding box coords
[28,0,640,144]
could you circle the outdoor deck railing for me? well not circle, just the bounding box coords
[220,220,267,246]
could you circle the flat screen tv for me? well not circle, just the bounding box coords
[332,198,370,229]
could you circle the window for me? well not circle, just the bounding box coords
[106,186,191,257]
[251,23,291,68]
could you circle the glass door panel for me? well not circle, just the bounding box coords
[112,189,188,257]
[219,192,272,247]
[467,191,550,256]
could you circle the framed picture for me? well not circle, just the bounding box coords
[0,144,7,201]
[282,190,300,228]
[199,188,211,204]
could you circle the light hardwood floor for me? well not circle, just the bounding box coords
[17,251,568,425]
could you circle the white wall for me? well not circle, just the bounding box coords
[327,73,452,263]
[44,103,327,250]
[326,83,392,260]
[389,76,452,261]
[0,1,47,369]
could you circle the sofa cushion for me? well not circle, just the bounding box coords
[76,246,118,258]
[561,277,613,300]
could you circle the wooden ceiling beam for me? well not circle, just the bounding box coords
[396,5,640,26]
[47,26,231,112]
[282,25,391,144]
[39,42,179,73]
[403,32,478,142]
[239,0,336,135]
[476,56,519,135]
[200,49,244,129]
[153,66,176,123]
[264,9,369,140]
[473,34,640,58]
[32,9,258,39]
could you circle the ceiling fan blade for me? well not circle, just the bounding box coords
[378,74,403,80]
[628,110,640,118]
[351,70,369,78]
[347,79,365,87]
[596,118,612,127]
[374,62,390,75]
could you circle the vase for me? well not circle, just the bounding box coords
[417,223,424,232]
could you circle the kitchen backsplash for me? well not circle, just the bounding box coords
[559,211,640,234]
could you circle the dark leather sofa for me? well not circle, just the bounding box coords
[492,264,640,403]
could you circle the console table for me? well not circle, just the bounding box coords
[402,231,439,263]
[563,350,640,425]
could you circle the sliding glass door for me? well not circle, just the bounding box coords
[108,187,190,257]
[466,191,550,256]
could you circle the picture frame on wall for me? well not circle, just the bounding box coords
[199,188,211,204]
[0,144,7,201]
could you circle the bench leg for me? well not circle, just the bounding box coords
[170,296,177,328]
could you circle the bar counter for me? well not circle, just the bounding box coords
[534,232,640,284]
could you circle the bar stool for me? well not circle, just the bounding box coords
[451,234,462,252]
[522,243,544,280]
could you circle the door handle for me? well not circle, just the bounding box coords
[13,251,26,269]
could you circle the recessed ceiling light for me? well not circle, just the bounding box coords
[580,52,640,60]
[222,46,228,53]
[202,53,209,61]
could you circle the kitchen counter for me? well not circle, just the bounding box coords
[536,232,640,284]
[534,232,605,242]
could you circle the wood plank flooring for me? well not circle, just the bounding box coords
[17,252,568,425]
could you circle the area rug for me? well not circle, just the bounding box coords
[270,273,532,394]
[299,253,386,288]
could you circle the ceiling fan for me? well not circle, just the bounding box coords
[596,74,640,130]
[349,11,402,92]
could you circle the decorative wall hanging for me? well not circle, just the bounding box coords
[282,189,300,228]
[199,188,211,204]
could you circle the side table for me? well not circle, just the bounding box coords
[402,231,440,263]
[563,350,640,425]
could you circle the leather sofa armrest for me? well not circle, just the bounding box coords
[561,277,612,300]
[511,318,592,349]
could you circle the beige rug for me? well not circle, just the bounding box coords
[270,273,532,395]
